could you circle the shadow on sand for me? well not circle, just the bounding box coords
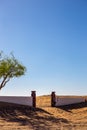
[0,102,69,130]
[56,101,87,112]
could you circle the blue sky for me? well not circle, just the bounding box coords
[0,0,87,96]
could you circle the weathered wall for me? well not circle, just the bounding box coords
[0,96,32,106]
[55,97,85,106]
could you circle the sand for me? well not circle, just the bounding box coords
[0,95,87,130]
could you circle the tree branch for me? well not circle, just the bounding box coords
[2,78,10,88]
[0,75,10,90]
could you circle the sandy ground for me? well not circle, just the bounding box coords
[0,95,87,130]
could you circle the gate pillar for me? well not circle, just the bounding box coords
[51,92,56,107]
[31,91,36,107]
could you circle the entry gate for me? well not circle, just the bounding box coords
[36,95,51,107]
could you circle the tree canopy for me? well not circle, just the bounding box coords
[0,51,26,90]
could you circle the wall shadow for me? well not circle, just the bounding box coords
[56,101,87,112]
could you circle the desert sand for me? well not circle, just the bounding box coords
[0,95,87,130]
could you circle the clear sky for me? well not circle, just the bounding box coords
[0,0,87,96]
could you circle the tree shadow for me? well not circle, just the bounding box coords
[0,102,69,130]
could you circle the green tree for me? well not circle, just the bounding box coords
[0,51,26,90]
